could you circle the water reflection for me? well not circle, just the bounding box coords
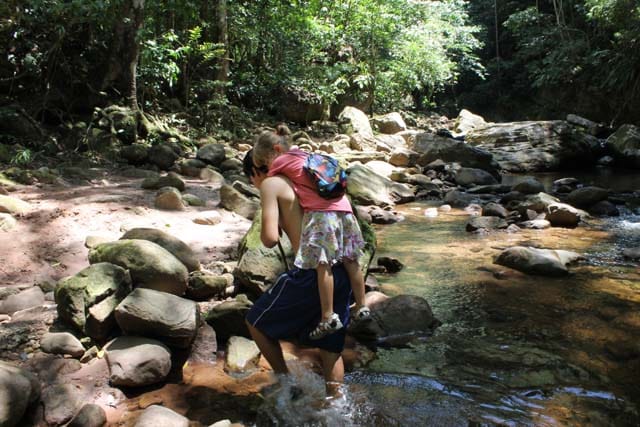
[356,201,640,426]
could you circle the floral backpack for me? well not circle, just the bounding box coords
[303,152,348,199]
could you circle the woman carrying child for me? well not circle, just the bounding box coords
[252,124,370,339]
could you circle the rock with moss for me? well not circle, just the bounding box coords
[205,294,253,341]
[120,144,149,165]
[54,263,132,338]
[88,240,188,295]
[234,213,293,295]
[219,184,258,219]
[607,124,640,168]
[154,187,185,210]
[101,105,138,144]
[120,227,200,272]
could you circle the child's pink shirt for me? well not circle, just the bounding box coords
[267,149,353,213]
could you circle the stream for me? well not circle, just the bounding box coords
[341,171,640,426]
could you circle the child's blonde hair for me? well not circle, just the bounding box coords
[253,123,291,167]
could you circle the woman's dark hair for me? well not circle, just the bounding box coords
[242,149,268,179]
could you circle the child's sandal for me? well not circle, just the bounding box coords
[309,313,343,340]
[352,306,371,322]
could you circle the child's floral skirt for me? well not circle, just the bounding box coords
[294,211,365,269]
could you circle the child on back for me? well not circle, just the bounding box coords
[253,124,370,339]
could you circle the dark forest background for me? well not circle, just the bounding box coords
[1,0,638,150]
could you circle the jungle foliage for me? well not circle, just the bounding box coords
[0,0,638,131]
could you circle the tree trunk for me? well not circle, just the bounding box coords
[101,0,145,110]
[216,0,229,98]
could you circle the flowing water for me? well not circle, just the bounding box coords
[341,173,640,426]
[256,172,640,426]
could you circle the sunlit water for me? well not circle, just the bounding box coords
[341,173,640,426]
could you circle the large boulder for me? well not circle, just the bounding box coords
[197,143,226,167]
[412,133,500,177]
[372,112,407,134]
[148,144,179,170]
[121,228,200,272]
[115,288,199,349]
[607,124,640,168]
[55,263,132,339]
[494,246,583,276]
[466,120,602,172]
[88,240,188,295]
[453,109,486,136]
[338,106,374,138]
[234,214,294,294]
[565,186,609,209]
[349,295,440,345]
[0,361,41,427]
[104,336,172,387]
[454,167,498,187]
[346,163,414,207]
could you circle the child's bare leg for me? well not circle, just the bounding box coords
[317,263,335,321]
[344,258,366,309]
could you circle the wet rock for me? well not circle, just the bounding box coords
[369,206,402,224]
[444,190,476,208]
[134,405,189,427]
[187,271,228,300]
[225,336,261,373]
[0,361,41,427]
[467,184,512,194]
[89,240,188,295]
[0,286,44,315]
[40,332,85,358]
[205,295,253,341]
[197,143,227,167]
[377,257,404,273]
[494,246,583,276]
[454,167,498,187]
[67,403,107,427]
[512,177,545,194]
[622,248,640,260]
[115,288,198,349]
[219,184,259,219]
[588,200,619,217]
[607,124,640,167]
[516,192,560,213]
[520,219,551,229]
[0,195,31,215]
[121,227,200,272]
[466,216,508,232]
[482,202,508,218]
[155,186,185,210]
[546,203,586,228]
[566,186,609,208]
[187,323,217,365]
[104,336,172,387]
[350,295,440,344]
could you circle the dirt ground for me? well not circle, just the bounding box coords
[0,168,251,289]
